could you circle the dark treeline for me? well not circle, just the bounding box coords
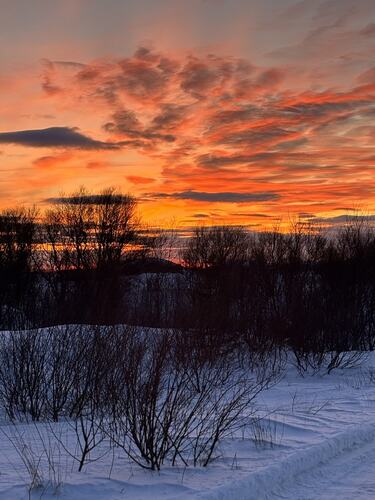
[0,187,374,370]
[0,187,161,327]
[180,223,375,371]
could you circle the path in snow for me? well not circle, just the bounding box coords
[272,437,375,500]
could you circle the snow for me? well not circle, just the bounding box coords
[273,433,375,499]
[1,350,375,499]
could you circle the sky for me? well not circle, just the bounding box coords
[0,0,374,229]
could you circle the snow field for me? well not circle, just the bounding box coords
[0,351,375,499]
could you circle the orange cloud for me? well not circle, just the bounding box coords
[126,175,155,185]
[33,153,72,168]
[86,160,108,169]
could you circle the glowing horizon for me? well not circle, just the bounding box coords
[1,0,374,229]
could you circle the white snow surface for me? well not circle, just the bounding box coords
[1,348,375,499]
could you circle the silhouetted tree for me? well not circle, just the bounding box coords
[0,207,38,328]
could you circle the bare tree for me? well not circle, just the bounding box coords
[182,226,249,269]
[0,207,38,328]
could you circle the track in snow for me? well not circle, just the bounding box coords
[271,435,375,499]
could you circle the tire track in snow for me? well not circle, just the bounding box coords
[196,421,375,500]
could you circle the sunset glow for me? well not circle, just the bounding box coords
[1,0,374,229]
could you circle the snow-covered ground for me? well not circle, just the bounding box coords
[1,353,375,499]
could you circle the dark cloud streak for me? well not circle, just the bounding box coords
[144,190,280,203]
[0,127,120,150]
